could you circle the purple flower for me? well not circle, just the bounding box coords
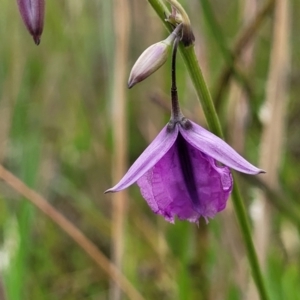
[106,119,263,224]
[17,0,45,45]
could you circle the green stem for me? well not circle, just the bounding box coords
[147,1,269,299]
[231,176,269,300]
[170,37,183,121]
[178,45,222,136]
[199,0,252,103]
[199,0,232,64]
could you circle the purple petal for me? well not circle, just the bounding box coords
[137,134,233,223]
[17,0,45,45]
[105,125,178,193]
[180,121,264,174]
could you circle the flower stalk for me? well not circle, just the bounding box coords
[147,0,270,299]
[170,36,182,122]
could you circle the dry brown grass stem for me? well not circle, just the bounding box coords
[0,279,7,300]
[0,165,145,300]
[110,0,130,299]
[254,0,290,263]
[221,1,258,296]
[248,0,290,298]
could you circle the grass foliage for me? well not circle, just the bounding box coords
[0,0,299,299]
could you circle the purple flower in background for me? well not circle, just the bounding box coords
[17,0,45,45]
[106,119,264,223]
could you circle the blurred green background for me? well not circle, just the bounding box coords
[0,0,299,299]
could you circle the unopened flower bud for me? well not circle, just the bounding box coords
[128,33,176,89]
[17,0,45,45]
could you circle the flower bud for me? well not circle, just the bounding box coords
[17,0,45,45]
[128,33,176,89]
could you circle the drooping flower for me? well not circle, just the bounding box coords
[107,23,263,224]
[105,118,264,223]
[17,0,45,45]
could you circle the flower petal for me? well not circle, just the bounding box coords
[105,125,178,193]
[180,121,264,174]
[17,0,45,45]
[137,134,233,223]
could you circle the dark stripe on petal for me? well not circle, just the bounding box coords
[176,133,201,213]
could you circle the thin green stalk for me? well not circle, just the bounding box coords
[213,0,275,107]
[231,176,269,299]
[147,1,269,299]
[199,0,232,64]
[199,0,252,102]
